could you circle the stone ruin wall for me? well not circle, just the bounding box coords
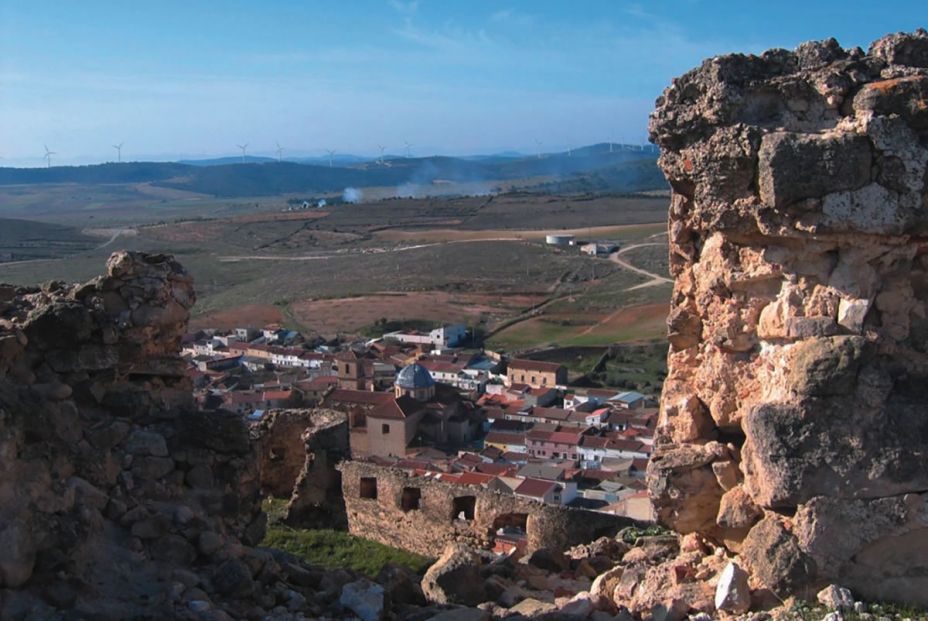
[339,460,638,558]
[647,30,928,605]
[0,252,293,618]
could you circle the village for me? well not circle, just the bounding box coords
[182,319,658,527]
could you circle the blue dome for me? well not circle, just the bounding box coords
[396,363,435,389]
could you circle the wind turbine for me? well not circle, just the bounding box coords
[535,140,543,160]
[566,146,572,158]
[325,149,336,168]
[608,141,614,153]
[404,141,413,159]
[275,141,283,163]
[236,143,248,163]
[43,145,56,168]
[377,144,386,165]
[112,142,124,162]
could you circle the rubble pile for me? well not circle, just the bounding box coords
[648,29,928,607]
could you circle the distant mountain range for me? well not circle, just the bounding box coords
[0,143,665,198]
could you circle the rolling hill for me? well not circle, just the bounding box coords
[0,144,666,198]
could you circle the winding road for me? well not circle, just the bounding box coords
[608,242,673,290]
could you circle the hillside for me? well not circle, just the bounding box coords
[0,217,97,262]
[0,145,666,198]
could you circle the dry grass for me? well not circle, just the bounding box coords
[290,291,541,336]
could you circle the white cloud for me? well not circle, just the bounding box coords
[388,0,419,15]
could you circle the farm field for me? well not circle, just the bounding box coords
[0,188,672,352]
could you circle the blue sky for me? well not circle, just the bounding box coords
[0,1,924,165]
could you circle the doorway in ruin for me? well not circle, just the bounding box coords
[490,512,529,557]
[451,495,476,521]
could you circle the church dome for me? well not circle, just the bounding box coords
[396,363,435,390]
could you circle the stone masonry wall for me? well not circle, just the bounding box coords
[339,460,637,558]
[0,252,347,620]
[647,30,928,605]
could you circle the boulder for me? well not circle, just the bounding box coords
[816,585,854,611]
[421,544,487,606]
[0,519,35,588]
[339,579,385,621]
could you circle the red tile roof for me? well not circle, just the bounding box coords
[454,472,495,486]
[484,431,526,446]
[515,477,559,498]
[369,395,423,421]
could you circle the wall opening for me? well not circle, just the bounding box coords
[451,495,476,521]
[382,423,390,434]
[490,512,529,556]
[400,487,421,512]
[359,476,377,499]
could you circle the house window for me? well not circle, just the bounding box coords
[520,374,525,382]
[359,477,377,499]
[531,376,537,385]
[451,496,476,521]
[401,487,421,512]
[542,377,548,385]
[344,364,349,373]
[382,423,390,434]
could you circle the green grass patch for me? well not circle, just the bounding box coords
[261,499,430,577]
[263,526,432,577]
[588,342,667,391]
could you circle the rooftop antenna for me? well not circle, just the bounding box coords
[325,149,336,168]
[112,142,123,163]
[275,141,283,163]
[43,145,56,168]
[377,144,386,165]
[404,141,413,159]
[236,143,248,163]
[535,140,543,159]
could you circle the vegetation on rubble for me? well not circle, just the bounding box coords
[261,499,431,577]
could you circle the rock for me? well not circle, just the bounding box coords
[339,579,385,621]
[507,597,557,617]
[740,518,816,597]
[648,29,928,608]
[715,486,762,529]
[0,519,35,588]
[211,558,254,598]
[426,608,491,621]
[714,562,751,613]
[188,600,211,612]
[421,544,487,606]
[376,563,424,606]
[198,531,222,557]
[590,566,623,611]
[560,591,595,617]
[528,548,568,572]
[151,534,196,564]
[817,585,855,611]
[124,429,169,457]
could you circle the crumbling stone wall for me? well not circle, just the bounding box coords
[281,409,350,529]
[647,30,928,605]
[250,408,347,501]
[0,253,326,619]
[339,460,636,558]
